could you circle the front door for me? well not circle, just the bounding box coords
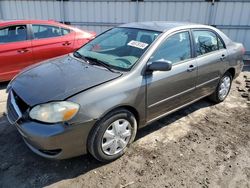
[146,31,197,122]
[0,25,33,81]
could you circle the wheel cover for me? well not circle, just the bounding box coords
[218,76,231,100]
[101,119,132,156]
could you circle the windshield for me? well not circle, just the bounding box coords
[76,27,161,71]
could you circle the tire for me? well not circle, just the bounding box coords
[87,109,137,162]
[208,72,232,103]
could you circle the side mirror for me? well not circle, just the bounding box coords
[147,60,172,72]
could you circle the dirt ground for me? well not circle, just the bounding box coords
[0,66,250,188]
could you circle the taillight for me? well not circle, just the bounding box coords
[90,32,96,39]
[241,46,246,55]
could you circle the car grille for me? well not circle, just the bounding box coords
[7,91,28,124]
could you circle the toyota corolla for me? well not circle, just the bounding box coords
[6,22,244,162]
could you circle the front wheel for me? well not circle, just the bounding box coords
[208,72,232,103]
[87,109,137,162]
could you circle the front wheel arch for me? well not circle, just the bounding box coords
[97,105,140,128]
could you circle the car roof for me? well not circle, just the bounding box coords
[0,19,58,25]
[0,19,75,29]
[120,21,208,32]
[119,21,232,45]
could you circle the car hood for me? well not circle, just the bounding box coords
[11,55,122,106]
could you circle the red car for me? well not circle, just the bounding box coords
[0,20,96,82]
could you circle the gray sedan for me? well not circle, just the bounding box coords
[6,22,244,162]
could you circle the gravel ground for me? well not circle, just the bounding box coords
[0,66,249,188]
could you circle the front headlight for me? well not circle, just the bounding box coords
[29,101,80,123]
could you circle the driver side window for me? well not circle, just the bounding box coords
[150,31,191,64]
[0,25,27,44]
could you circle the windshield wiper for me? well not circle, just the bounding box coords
[73,51,89,63]
[73,52,118,73]
[84,56,117,73]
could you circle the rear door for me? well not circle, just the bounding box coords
[192,29,228,97]
[31,24,75,63]
[146,30,198,122]
[0,25,33,81]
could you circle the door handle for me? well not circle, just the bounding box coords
[62,41,71,46]
[17,48,29,53]
[187,65,196,72]
[220,54,226,61]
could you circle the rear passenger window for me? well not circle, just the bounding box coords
[0,25,27,44]
[151,31,191,64]
[193,30,224,56]
[218,37,225,50]
[32,25,70,39]
[61,28,71,35]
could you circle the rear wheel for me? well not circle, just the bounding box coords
[208,72,232,103]
[87,109,137,162]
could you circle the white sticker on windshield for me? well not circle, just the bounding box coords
[127,40,149,49]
